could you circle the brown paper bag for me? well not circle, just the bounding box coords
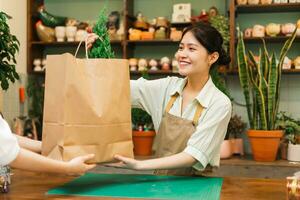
[42,53,133,163]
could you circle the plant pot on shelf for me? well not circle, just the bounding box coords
[247,130,283,162]
[230,138,244,156]
[132,130,155,156]
[287,143,300,162]
[220,140,233,159]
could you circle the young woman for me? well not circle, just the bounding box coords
[88,22,232,175]
[0,115,96,175]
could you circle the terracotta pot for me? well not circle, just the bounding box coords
[220,140,233,159]
[247,130,283,162]
[230,138,244,156]
[132,131,155,156]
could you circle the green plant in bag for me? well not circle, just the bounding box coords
[89,8,114,59]
[0,11,20,90]
[237,26,297,130]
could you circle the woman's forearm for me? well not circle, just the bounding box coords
[138,152,197,170]
[15,135,42,153]
[10,148,69,173]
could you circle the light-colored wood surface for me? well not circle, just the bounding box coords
[2,168,286,200]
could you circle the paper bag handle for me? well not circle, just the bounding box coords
[74,34,110,59]
[74,34,89,59]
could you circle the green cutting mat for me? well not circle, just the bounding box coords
[47,173,223,200]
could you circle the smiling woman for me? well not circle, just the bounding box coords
[88,22,232,175]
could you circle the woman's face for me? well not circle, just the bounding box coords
[175,31,217,77]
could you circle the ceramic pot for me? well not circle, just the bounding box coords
[294,56,300,69]
[55,26,66,42]
[247,130,283,162]
[66,26,77,42]
[281,23,296,36]
[244,28,252,38]
[252,25,265,37]
[236,0,247,5]
[287,143,300,162]
[132,131,155,156]
[266,23,281,37]
[220,140,233,159]
[248,0,260,4]
[261,0,272,4]
[75,30,87,42]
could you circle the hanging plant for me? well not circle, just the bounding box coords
[0,11,20,90]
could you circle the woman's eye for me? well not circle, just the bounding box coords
[178,46,183,50]
[189,48,196,51]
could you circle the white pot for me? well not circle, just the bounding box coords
[287,143,300,162]
[66,26,77,42]
[55,26,66,42]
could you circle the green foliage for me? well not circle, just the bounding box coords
[27,76,44,121]
[276,112,300,144]
[225,115,247,139]
[89,8,114,59]
[0,11,20,90]
[209,15,230,53]
[131,108,153,130]
[237,26,297,130]
[210,67,232,100]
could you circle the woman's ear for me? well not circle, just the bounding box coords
[208,52,219,66]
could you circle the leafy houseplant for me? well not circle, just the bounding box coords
[237,27,297,161]
[131,108,155,156]
[276,112,300,161]
[221,115,246,159]
[0,12,20,90]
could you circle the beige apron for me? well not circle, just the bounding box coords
[154,93,204,175]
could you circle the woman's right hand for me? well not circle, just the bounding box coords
[86,33,99,49]
[66,154,96,175]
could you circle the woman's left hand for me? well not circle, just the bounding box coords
[105,155,141,170]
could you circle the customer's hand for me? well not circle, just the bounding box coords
[105,155,141,170]
[66,154,96,175]
[86,33,99,49]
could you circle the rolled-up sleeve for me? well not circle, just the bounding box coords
[130,77,172,121]
[184,101,232,171]
[0,118,20,165]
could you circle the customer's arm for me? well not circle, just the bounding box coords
[15,135,42,153]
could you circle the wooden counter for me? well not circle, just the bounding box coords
[2,169,286,200]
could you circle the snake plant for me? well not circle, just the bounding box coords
[237,27,297,130]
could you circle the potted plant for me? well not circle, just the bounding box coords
[221,114,246,159]
[276,112,300,161]
[0,11,20,193]
[131,108,155,156]
[0,11,19,90]
[237,27,297,161]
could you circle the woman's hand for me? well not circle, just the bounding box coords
[66,154,96,175]
[86,33,99,49]
[105,155,141,170]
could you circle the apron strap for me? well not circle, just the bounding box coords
[192,103,204,126]
[165,94,179,113]
[165,93,204,126]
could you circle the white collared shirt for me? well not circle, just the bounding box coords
[0,116,20,165]
[130,76,232,171]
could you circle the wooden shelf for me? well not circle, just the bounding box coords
[242,36,300,43]
[228,68,300,74]
[127,39,179,44]
[236,3,300,14]
[30,40,122,46]
[130,70,179,76]
[171,22,192,27]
